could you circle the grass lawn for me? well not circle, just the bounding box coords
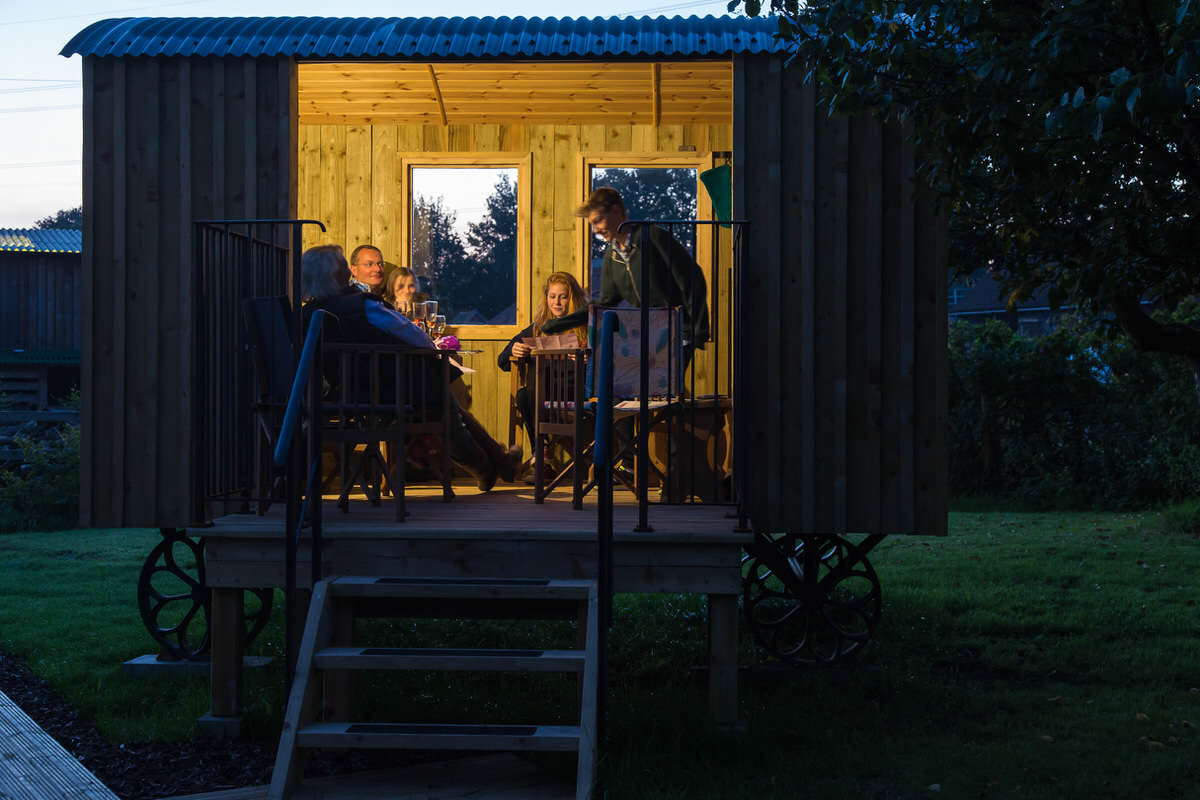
[0,512,1197,798]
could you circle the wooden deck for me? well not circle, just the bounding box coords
[0,688,120,800]
[193,481,750,733]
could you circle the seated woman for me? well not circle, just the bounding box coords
[498,271,588,462]
[302,244,521,491]
[382,266,424,316]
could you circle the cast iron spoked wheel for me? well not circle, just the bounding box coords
[137,528,274,661]
[742,533,882,666]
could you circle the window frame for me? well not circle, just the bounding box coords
[400,152,532,339]
[577,153,717,296]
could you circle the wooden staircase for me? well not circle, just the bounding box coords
[268,576,599,800]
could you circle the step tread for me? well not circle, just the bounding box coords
[328,576,595,601]
[314,646,586,671]
[297,721,582,752]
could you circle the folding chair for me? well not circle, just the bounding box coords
[531,305,682,508]
[243,296,453,521]
[242,296,294,514]
[317,338,454,519]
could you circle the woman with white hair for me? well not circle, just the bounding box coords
[301,244,521,490]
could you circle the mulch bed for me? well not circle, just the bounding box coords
[0,649,404,799]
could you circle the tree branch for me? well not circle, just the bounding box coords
[1111,294,1200,359]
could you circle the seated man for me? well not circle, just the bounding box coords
[302,244,521,490]
[348,244,387,295]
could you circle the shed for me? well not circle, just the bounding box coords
[61,15,946,535]
[0,228,82,408]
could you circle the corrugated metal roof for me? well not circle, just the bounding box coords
[60,15,787,60]
[0,229,82,254]
[0,227,82,253]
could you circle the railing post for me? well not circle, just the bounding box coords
[593,308,618,751]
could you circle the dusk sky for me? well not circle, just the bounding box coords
[0,0,737,228]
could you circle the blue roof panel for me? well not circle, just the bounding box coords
[0,229,82,254]
[60,15,787,60]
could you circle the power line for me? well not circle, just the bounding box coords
[0,160,81,169]
[0,0,210,26]
[0,83,81,94]
[0,104,81,113]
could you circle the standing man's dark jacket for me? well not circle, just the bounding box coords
[597,224,710,347]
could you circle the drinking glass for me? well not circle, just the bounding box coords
[413,301,429,331]
[424,299,438,320]
[433,314,447,337]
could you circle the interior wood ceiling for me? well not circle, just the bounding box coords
[298,61,732,126]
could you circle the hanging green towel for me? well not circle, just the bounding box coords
[699,164,732,228]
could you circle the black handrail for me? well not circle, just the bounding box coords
[592,308,619,753]
[272,308,330,688]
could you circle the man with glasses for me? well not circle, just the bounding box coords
[348,244,387,295]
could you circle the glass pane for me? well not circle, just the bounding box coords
[410,167,518,325]
[588,167,698,297]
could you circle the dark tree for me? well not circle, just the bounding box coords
[463,174,519,322]
[590,167,698,267]
[34,206,82,229]
[734,1,1200,364]
[410,194,472,323]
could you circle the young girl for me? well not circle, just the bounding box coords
[498,271,588,454]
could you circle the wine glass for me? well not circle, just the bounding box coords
[433,314,447,337]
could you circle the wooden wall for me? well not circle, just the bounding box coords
[296,121,732,444]
[0,252,81,352]
[734,55,948,537]
[81,56,296,528]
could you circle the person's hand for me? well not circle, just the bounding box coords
[511,342,531,360]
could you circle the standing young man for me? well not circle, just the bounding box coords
[576,186,709,366]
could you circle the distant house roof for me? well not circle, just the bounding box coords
[60,15,786,60]
[0,229,82,254]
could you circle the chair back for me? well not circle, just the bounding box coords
[241,295,295,405]
[586,305,682,398]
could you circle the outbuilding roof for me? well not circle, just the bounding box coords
[60,15,787,60]
[0,229,82,254]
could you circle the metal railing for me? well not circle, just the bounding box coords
[191,218,324,523]
[610,218,748,530]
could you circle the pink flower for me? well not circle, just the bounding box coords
[435,335,460,351]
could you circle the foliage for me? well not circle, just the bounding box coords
[1154,496,1200,534]
[949,314,1200,508]
[34,206,82,229]
[735,0,1200,359]
[592,167,698,252]
[2,514,1199,798]
[0,424,80,532]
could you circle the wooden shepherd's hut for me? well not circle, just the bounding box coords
[61,14,946,534]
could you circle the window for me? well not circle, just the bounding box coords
[403,156,530,334]
[582,158,709,298]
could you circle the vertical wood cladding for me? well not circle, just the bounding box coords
[80,56,296,528]
[735,55,947,537]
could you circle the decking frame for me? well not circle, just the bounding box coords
[193,486,749,732]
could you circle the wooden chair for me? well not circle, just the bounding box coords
[242,296,453,521]
[242,296,296,514]
[317,340,455,520]
[531,306,682,508]
[531,345,589,508]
